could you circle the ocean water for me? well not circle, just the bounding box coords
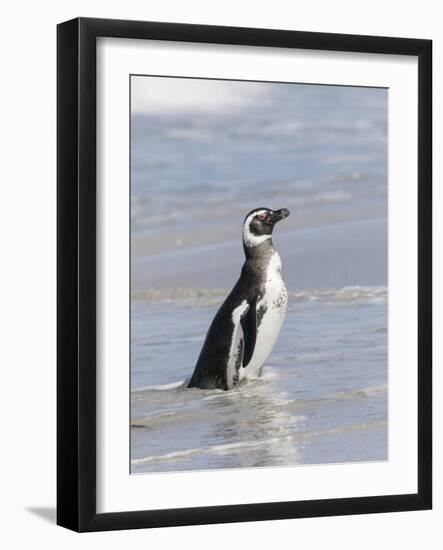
[130,78,388,473]
[131,288,387,473]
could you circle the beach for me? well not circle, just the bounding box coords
[130,78,388,473]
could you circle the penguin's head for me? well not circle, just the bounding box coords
[242,207,290,248]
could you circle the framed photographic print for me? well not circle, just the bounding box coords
[57,17,432,532]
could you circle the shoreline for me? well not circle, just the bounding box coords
[132,215,387,293]
[131,199,386,258]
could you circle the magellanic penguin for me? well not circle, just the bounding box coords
[188,207,290,391]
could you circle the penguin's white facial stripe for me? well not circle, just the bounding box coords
[244,232,272,248]
[242,211,272,248]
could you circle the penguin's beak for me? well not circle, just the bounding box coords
[269,208,290,223]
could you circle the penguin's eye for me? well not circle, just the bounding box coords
[257,212,268,221]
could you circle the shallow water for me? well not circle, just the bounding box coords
[131,288,387,473]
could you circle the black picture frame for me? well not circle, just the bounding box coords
[57,17,432,532]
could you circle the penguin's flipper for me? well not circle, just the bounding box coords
[225,297,258,389]
[225,320,245,390]
[240,296,258,367]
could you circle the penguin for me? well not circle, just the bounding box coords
[188,207,290,391]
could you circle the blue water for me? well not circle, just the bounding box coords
[131,80,387,236]
[131,290,387,473]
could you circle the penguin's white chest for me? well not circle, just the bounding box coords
[241,252,288,379]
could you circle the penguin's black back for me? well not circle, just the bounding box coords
[188,244,274,390]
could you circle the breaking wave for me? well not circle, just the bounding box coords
[132,380,188,393]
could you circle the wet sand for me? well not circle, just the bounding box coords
[132,216,387,295]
